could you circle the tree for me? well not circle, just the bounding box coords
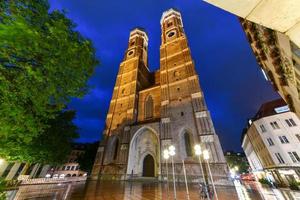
[225,153,249,174]
[0,110,79,165]
[77,142,99,174]
[27,110,79,164]
[0,177,6,200]
[0,0,98,162]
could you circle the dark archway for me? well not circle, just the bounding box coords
[142,154,155,177]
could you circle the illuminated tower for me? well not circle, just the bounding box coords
[92,9,230,185]
[159,8,227,174]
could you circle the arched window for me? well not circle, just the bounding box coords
[145,95,153,119]
[113,138,119,160]
[184,132,192,157]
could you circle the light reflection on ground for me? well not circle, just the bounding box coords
[7,180,300,200]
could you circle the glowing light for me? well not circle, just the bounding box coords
[45,174,51,178]
[163,149,170,159]
[194,144,202,155]
[168,145,175,156]
[163,149,169,155]
[261,69,269,81]
[203,150,209,160]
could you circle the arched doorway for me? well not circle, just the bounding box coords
[143,154,155,177]
[126,126,159,178]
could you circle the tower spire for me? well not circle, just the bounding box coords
[126,28,148,67]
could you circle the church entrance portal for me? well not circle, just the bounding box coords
[126,127,159,178]
[142,154,155,177]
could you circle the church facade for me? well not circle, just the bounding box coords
[92,9,230,184]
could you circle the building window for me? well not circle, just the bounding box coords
[296,134,300,142]
[181,112,184,116]
[177,87,180,91]
[285,118,297,127]
[260,125,266,132]
[267,138,274,146]
[270,121,280,129]
[113,138,119,160]
[288,152,297,163]
[279,136,289,144]
[293,152,300,162]
[275,153,285,164]
[145,95,153,119]
[184,132,192,157]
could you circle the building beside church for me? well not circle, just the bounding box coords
[239,19,300,117]
[92,9,229,184]
[242,99,300,186]
[203,0,300,117]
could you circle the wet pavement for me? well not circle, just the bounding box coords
[7,180,300,200]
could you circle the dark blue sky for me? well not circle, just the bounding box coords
[49,0,279,151]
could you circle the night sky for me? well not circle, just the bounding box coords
[48,0,279,151]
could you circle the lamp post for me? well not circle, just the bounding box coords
[169,145,177,200]
[163,149,170,199]
[182,159,190,200]
[203,150,218,200]
[194,144,210,200]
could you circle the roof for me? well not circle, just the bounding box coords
[160,8,182,25]
[240,98,288,144]
[253,98,288,120]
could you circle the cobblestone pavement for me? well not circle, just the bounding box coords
[8,180,300,200]
[70,181,239,200]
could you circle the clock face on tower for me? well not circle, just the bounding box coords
[127,50,134,57]
[166,30,176,41]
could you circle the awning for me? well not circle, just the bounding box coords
[204,0,300,47]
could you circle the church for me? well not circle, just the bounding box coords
[92,8,230,184]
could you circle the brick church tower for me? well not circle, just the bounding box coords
[92,8,230,184]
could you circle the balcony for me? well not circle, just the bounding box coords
[246,32,253,43]
[259,52,267,61]
[264,29,277,46]
[255,40,263,49]
[279,76,288,86]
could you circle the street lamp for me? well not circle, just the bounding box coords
[234,166,239,172]
[163,149,170,199]
[168,145,177,200]
[203,150,219,200]
[182,159,190,200]
[194,144,210,200]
